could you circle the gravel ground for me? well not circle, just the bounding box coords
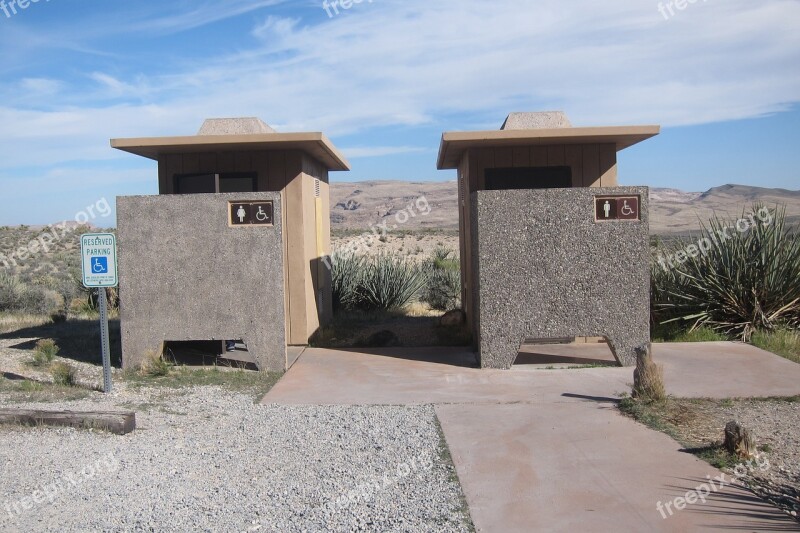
[707,399,800,520]
[650,397,800,521]
[0,386,473,532]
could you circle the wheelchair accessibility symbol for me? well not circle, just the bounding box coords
[92,256,109,274]
[620,201,634,217]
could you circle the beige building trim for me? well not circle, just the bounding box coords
[437,125,660,170]
[111,132,350,171]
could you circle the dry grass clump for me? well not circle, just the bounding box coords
[139,349,172,377]
[50,361,77,386]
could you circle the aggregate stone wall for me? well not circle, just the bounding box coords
[470,187,650,368]
[117,193,286,371]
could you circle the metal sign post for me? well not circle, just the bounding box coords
[80,233,118,394]
[98,287,113,393]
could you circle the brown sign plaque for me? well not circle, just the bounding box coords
[230,201,274,226]
[595,196,640,222]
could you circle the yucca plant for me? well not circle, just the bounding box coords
[355,254,427,311]
[0,272,24,311]
[422,248,462,311]
[652,204,800,340]
[330,251,366,312]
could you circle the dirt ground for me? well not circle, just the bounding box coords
[332,230,459,263]
[622,397,800,521]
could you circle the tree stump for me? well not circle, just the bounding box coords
[724,421,757,458]
[632,343,665,401]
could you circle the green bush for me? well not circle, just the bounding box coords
[0,272,25,311]
[331,252,366,313]
[330,251,426,312]
[355,254,427,311]
[422,248,462,311]
[51,361,77,386]
[652,205,800,340]
[0,273,61,315]
[31,339,59,367]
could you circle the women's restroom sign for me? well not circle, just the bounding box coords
[230,201,274,226]
[594,196,640,222]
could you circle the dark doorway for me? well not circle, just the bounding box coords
[485,166,572,190]
[174,172,257,194]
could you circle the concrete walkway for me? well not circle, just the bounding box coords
[263,343,800,531]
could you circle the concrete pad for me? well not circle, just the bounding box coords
[263,347,632,405]
[262,343,800,531]
[263,343,800,405]
[654,341,800,398]
[436,402,796,532]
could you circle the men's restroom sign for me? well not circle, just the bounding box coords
[595,196,640,222]
[80,233,118,288]
[230,201,274,226]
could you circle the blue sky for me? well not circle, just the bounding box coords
[0,0,798,225]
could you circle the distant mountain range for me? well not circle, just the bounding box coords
[330,181,800,235]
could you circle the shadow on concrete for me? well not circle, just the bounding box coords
[515,351,619,366]
[331,346,478,368]
[560,392,621,404]
[0,319,122,368]
[514,342,620,367]
[662,476,798,530]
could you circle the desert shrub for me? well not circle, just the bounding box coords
[51,361,77,386]
[355,254,427,311]
[17,285,61,315]
[140,350,172,377]
[422,248,461,311]
[331,252,426,312]
[0,272,25,311]
[0,273,60,315]
[652,205,800,341]
[31,339,59,367]
[331,252,366,313]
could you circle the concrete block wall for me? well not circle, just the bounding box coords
[117,192,286,371]
[470,187,650,368]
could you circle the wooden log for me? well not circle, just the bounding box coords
[724,420,757,458]
[633,344,665,401]
[0,409,135,435]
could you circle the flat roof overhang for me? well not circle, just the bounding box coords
[437,125,660,169]
[110,132,351,171]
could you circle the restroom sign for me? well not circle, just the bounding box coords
[595,196,640,222]
[230,201,274,226]
[80,233,118,287]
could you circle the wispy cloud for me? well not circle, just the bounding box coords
[1,0,799,170]
[131,0,290,34]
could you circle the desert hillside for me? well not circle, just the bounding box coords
[331,181,800,235]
